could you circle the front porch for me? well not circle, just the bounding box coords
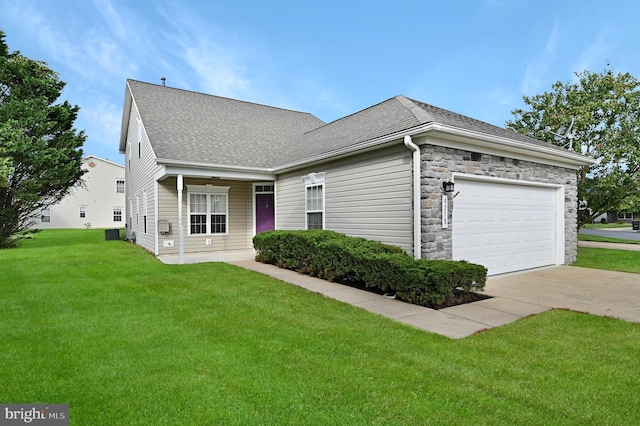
[155,171,275,262]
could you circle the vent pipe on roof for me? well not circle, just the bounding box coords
[161,77,166,87]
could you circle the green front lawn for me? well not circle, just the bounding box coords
[579,234,640,244]
[1,229,639,424]
[581,222,631,229]
[574,247,640,273]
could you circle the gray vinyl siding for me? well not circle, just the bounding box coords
[124,104,161,253]
[276,144,414,254]
[156,178,253,255]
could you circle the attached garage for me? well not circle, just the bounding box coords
[452,176,564,276]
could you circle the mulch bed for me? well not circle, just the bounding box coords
[341,280,491,310]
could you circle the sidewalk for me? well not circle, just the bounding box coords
[228,260,551,339]
[578,240,640,251]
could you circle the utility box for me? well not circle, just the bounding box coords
[105,229,120,240]
[158,220,171,234]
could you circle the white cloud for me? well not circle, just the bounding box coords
[74,91,122,156]
[487,85,511,106]
[183,43,251,99]
[521,21,561,94]
[571,32,611,77]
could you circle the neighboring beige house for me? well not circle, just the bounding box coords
[119,79,595,275]
[36,155,125,229]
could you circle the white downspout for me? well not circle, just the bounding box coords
[404,135,421,260]
[177,174,184,264]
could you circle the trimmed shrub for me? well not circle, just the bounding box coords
[253,230,487,308]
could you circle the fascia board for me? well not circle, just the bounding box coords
[272,124,434,172]
[154,161,275,182]
[118,84,133,153]
[425,124,597,169]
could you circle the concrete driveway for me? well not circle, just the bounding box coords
[485,266,640,323]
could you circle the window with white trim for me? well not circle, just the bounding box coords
[187,185,230,235]
[116,179,125,193]
[303,173,325,230]
[79,205,86,218]
[41,208,51,223]
[113,208,122,222]
[136,118,142,159]
[128,198,132,229]
[618,212,634,220]
[143,190,148,234]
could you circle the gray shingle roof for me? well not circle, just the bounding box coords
[126,79,573,170]
[127,80,326,168]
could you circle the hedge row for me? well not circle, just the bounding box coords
[252,230,487,307]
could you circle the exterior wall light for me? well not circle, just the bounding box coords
[442,181,455,193]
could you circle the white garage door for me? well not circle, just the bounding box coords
[452,179,558,275]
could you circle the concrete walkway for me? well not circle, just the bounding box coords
[228,259,640,339]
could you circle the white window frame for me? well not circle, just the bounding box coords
[113,207,123,222]
[303,173,325,230]
[618,212,634,220]
[116,179,125,193]
[136,117,142,159]
[143,190,148,234]
[41,208,51,223]
[79,205,86,218]
[187,185,230,235]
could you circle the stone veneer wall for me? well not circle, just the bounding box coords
[420,144,579,265]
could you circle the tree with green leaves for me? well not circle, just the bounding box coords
[507,67,640,228]
[0,30,86,247]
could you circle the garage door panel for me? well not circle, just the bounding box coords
[453,179,558,275]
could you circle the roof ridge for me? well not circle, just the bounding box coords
[126,79,322,119]
[302,96,405,135]
[395,95,436,123]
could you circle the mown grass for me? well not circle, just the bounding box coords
[578,233,640,244]
[1,229,639,424]
[581,223,631,229]
[574,246,640,274]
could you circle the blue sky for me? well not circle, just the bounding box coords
[2,0,639,165]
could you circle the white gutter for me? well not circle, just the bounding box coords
[177,174,184,264]
[403,135,421,260]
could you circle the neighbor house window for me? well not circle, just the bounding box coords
[79,205,86,218]
[116,179,125,193]
[187,185,230,235]
[113,208,122,222]
[41,208,51,223]
[303,172,325,230]
[618,212,634,220]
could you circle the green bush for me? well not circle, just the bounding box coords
[253,230,487,308]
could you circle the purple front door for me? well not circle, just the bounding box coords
[256,193,275,234]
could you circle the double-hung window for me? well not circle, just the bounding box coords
[41,208,51,223]
[187,185,229,235]
[303,173,325,230]
[116,179,125,193]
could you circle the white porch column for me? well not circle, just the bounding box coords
[177,174,184,264]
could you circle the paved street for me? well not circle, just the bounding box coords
[579,226,640,241]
